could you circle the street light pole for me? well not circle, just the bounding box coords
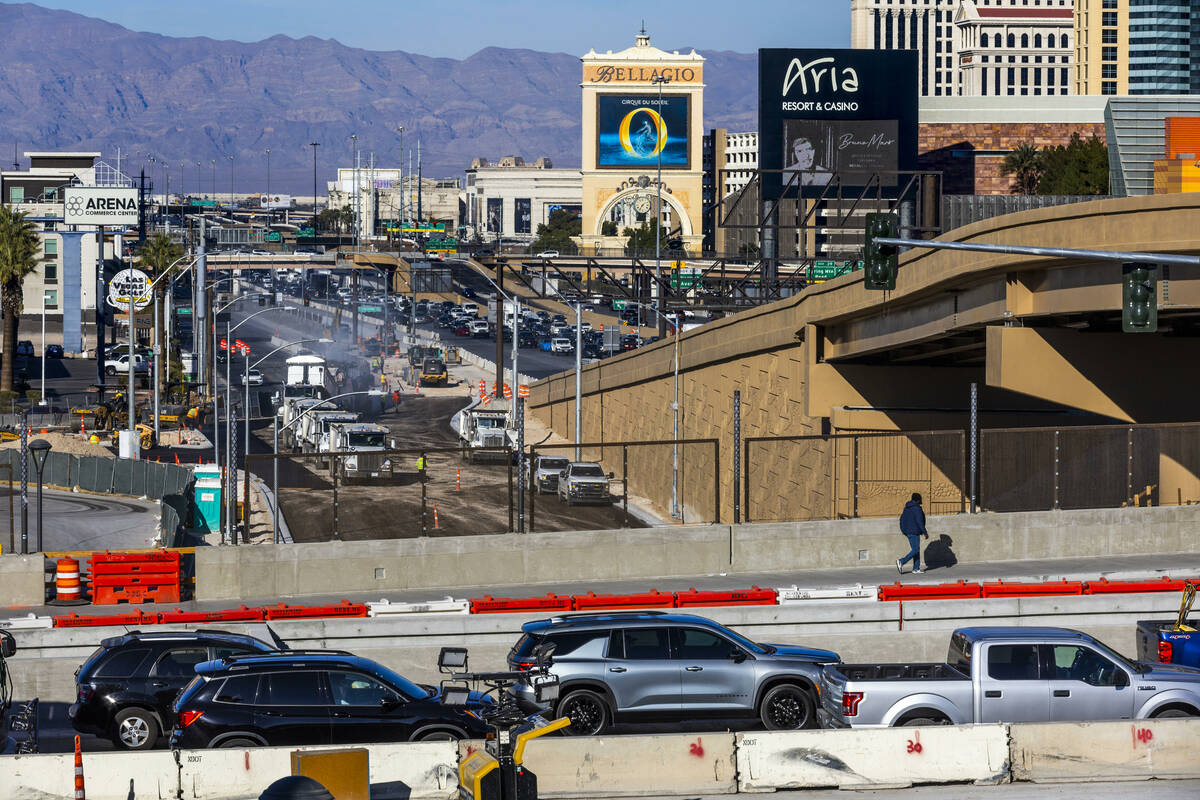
[29,439,49,553]
[652,74,671,339]
[265,148,272,224]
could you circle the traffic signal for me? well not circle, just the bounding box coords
[862,212,900,290]
[1122,262,1157,333]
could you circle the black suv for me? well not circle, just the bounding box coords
[70,630,279,750]
[170,652,490,749]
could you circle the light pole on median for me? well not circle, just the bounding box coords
[652,73,671,339]
[274,388,385,543]
[211,298,291,545]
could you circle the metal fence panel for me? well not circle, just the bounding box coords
[43,451,76,489]
[981,429,1056,513]
[109,458,133,496]
[1058,427,1130,510]
[144,462,167,500]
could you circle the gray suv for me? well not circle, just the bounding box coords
[507,611,839,735]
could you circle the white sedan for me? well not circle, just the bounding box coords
[244,369,265,386]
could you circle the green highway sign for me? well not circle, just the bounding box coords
[612,298,628,310]
[265,231,282,242]
[358,305,383,313]
[297,226,315,238]
[176,307,193,315]
[810,260,864,281]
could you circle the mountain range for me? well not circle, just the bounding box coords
[0,2,758,195]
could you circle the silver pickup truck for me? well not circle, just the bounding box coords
[819,626,1200,728]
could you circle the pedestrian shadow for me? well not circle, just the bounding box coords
[924,534,958,570]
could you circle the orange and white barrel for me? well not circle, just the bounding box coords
[56,557,82,602]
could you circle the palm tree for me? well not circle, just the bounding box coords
[0,206,40,393]
[1001,143,1043,195]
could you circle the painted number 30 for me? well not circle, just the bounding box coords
[906,731,923,754]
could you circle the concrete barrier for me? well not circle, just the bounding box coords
[194,526,733,602]
[735,725,1010,791]
[184,504,1200,604]
[3,750,177,800]
[1010,718,1200,783]
[0,555,45,608]
[460,733,737,798]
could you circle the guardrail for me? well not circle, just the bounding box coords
[3,720,1196,799]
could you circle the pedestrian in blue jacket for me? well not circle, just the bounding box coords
[897,492,928,575]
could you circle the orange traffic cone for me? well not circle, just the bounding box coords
[433,504,440,529]
[174,453,181,466]
[73,735,85,800]
[456,468,461,491]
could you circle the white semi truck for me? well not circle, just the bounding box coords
[328,421,392,480]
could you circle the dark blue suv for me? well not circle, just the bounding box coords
[170,651,490,748]
[508,611,839,735]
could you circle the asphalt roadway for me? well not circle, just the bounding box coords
[681,782,1200,800]
[1,487,161,554]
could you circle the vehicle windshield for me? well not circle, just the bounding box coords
[424,361,445,371]
[717,625,769,656]
[362,662,431,701]
[540,458,569,470]
[572,465,605,477]
[477,417,504,428]
[348,433,385,447]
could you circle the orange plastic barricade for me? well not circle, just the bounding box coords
[262,601,369,620]
[674,587,777,608]
[571,590,676,611]
[878,580,982,602]
[469,594,573,614]
[981,580,1085,598]
[1084,577,1193,595]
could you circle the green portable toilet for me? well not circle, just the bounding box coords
[192,465,222,533]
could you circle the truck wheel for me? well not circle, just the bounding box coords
[105,366,117,376]
[759,684,815,730]
[557,690,609,736]
[901,717,946,726]
[1153,707,1198,718]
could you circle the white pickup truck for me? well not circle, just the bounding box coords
[819,626,1200,729]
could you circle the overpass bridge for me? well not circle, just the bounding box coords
[527,194,1200,522]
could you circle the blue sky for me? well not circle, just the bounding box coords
[33,0,850,57]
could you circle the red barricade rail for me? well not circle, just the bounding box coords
[981,580,1084,598]
[1084,577,1194,594]
[469,594,574,614]
[572,590,676,611]
[675,586,777,607]
[878,580,982,602]
[159,605,266,624]
[54,610,159,628]
[263,602,369,620]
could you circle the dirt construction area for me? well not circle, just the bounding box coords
[274,395,643,542]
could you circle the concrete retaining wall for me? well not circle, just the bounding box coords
[189,504,1199,602]
[4,721,1198,799]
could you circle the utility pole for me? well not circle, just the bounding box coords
[417,139,423,224]
[309,142,320,217]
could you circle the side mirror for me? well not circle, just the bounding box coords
[0,630,15,658]
[729,649,747,663]
[1115,671,1130,688]
[607,472,615,480]
[380,695,403,711]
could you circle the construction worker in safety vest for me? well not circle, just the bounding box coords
[185,406,200,430]
[416,454,427,481]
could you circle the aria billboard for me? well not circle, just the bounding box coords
[596,94,690,170]
[759,49,917,199]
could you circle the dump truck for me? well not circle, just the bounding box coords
[279,397,333,450]
[457,403,516,464]
[297,409,360,467]
[328,421,392,480]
